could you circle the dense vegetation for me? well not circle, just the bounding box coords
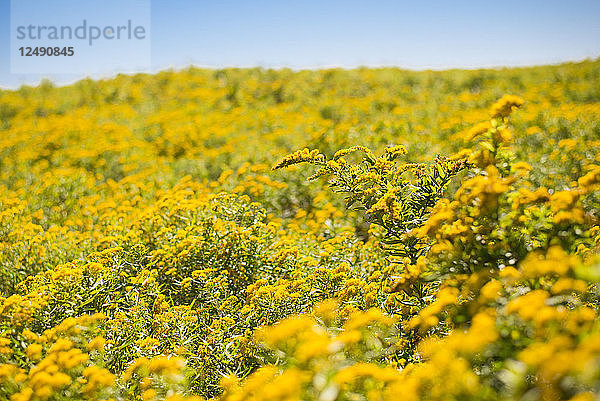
[1,59,599,400]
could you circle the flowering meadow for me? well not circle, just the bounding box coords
[1,59,600,400]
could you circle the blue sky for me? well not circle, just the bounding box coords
[1,0,600,88]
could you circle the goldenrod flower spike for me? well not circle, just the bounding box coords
[490,94,524,118]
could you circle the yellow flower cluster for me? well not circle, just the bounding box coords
[271,148,324,170]
[490,94,524,118]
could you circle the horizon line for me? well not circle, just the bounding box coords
[2,55,599,91]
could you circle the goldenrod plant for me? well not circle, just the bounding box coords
[273,145,470,264]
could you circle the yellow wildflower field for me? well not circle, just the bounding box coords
[1,60,600,400]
